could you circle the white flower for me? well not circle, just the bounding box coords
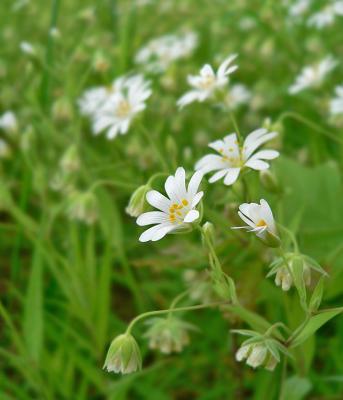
[135,32,198,73]
[233,199,280,246]
[103,333,142,374]
[177,54,238,108]
[235,341,280,371]
[78,87,109,117]
[246,345,267,368]
[20,41,35,55]
[330,84,343,115]
[195,128,278,186]
[136,167,203,242]
[289,56,338,94]
[235,344,250,361]
[92,75,152,139]
[308,2,343,28]
[0,111,18,134]
[224,84,251,110]
[289,0,311,17]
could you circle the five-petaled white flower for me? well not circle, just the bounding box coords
[92,75,152,139]
[289,56,337,95]
[177,54,238,108]
[330,84,343,115]
[195,128,278,186]
[232,199,280,247]
[136,167,203,242]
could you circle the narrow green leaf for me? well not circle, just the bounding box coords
[283,376,312,400]
[292,258,307,311]
[291,309,342,348]
[228,305,271,333]
[309,277,325,312]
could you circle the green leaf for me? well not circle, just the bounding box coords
[228,305,271,333]
[23,244,43,362]
[309,277,325,312]
[291,308,343,348]
[283,376,312,400]
[291,258,307,311]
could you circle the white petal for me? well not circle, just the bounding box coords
[187,170,203,197]
[151,225,175,241]
[245,159,269,170]
[191,191,204,207]
[223,168,241,185]
[136,211,166,226]
[146,190,170,212]
[184,210,199,223]
[174,167,187,198]
[139,225,164,242]
[208,169,228,183]
[248,149,279,160]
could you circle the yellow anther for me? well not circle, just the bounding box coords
[176,211,182,216]
[256,219,267,227]
[182,199,189,206]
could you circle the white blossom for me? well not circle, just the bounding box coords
[225,84,251,110]
[0,111,18,134]
[330,84,343,115]
[308,1,343,28]
[177,54,238,108]
[195,128,278,186]
[136,167,203,242]
[289,56,337,94]
[135,32,198,73]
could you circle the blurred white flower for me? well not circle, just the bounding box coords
[20,41,35,55]
[308,1,343,28]
[195,128,278,186]
[0,111,18,135]
[136,167,203,242]
[233,199,280,247]
[289,56,337,94]
[92,75,151,139]
[330,84,343,115]
[135,32,198,73]
[177,54,238,108]
[78,87,109,117]
[225,84,251,110]
[67,191,98,225]
[289,0,311,17]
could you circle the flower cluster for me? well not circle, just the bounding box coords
[79,74,152,139]
[135,32,198,73]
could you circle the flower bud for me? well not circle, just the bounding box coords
[60,145,80,174]
[0,111,18,136]
[275,267,293,291]
[144,317,195,354]
[201,221,215,246]
[236,342,279,371]
[20,126,36,152]
[0,139,11,159]
[52,97,74,123]
[67,190,98,225]
[103,333,142,374]
[125,185,149,217]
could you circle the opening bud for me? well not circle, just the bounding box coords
[126,184,150,217]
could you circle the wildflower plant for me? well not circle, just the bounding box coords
[2,1,343,399]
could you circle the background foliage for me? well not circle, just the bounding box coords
[0,0,343,399]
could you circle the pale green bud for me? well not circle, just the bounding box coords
[60,145,80,174]
[125,185,149,217]
[201,221,215,246]
[67,190,98,225]
[103,333,142,374]
[20,126,36,152]
[144,317,196,354]
[52,97,74,123]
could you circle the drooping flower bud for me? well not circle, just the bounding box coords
[103,333,142,374]
[235,342,279,371]
[125,184,150,217]
[201,221,215,246]
[60,145,80,174]
[144,317,196,354]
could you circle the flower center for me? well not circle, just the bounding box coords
[168,198,189,224]
[116,99,131,118]
[199,74,215,90]
[256,219,267,227]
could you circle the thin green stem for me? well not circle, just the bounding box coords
[125,300,229,334]
[229,111,242,142]
[139,125,169,172]
[278,111,343,145]
[278,356,288,400]
[277,224,299,252]
[286,314,311,346]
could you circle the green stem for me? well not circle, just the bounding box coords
[278,111,343,145]
[265,322,291,338]
[278,356,288,400]
[125,300,229,334]
[277,224,299,252]
[229,111,242,142]
[139,125,169,172]
[286,314,311,346]
[40,0,60,108]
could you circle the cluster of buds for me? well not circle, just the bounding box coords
[144,316,196,354]
[103,333,142,374]
[267,252,327,291]
[233,329,290,372]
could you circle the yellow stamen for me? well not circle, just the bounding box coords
[182,199,189,206]
[256,219,267,227]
